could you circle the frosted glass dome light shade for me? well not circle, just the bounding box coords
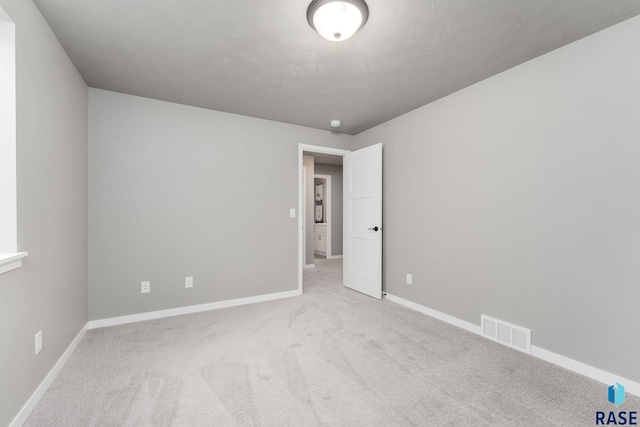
[307,0,369,42]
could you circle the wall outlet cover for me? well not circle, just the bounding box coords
[185,276,193,288]
[35,330,42,355]
[141,281,150,293]
[406,273,413,285]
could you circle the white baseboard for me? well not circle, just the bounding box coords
[304,264,315,269]
[530,345,640,397]
[327,255,343,259]
[384,292,640,397]
[87,289,302,329]
[10,324,88,427]
[384,293,481,335]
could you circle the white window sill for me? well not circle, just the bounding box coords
[0,252,28,275]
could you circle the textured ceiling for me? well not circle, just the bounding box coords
[34,0,640,135]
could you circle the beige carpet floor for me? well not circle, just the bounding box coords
[24,257,638,426]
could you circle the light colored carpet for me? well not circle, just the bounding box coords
[25,258,637,426]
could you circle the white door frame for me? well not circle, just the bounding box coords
[302,166,307,269]
[314,174,332,259]
[298,144,350,294]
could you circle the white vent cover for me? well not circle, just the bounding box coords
[481,315,531,354]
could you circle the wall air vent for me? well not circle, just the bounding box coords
[481,315,532,354]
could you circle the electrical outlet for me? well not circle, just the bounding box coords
[290,208,296,218]
[141,281,150,293]
[406,273,413,285]
[185,276,193,288]
[35,330,42,355]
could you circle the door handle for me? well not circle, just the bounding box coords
[368,226,379,232]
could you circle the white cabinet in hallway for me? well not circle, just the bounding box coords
[314,224,327,256]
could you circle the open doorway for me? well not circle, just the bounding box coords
[298,145,350,293]
[313,174,331,259]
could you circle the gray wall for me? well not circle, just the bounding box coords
[89,89,349,320]
[303,155,315,265]
[315,164,343,257]
[0,0,88,425]
[352,15,640,383]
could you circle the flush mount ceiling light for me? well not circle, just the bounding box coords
[307,0,369,42]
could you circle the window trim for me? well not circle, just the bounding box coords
[0,252,28,274]
[0,7,26,275]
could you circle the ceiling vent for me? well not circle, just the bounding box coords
[481,315,531,354]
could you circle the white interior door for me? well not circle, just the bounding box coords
[343,143,382,299]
